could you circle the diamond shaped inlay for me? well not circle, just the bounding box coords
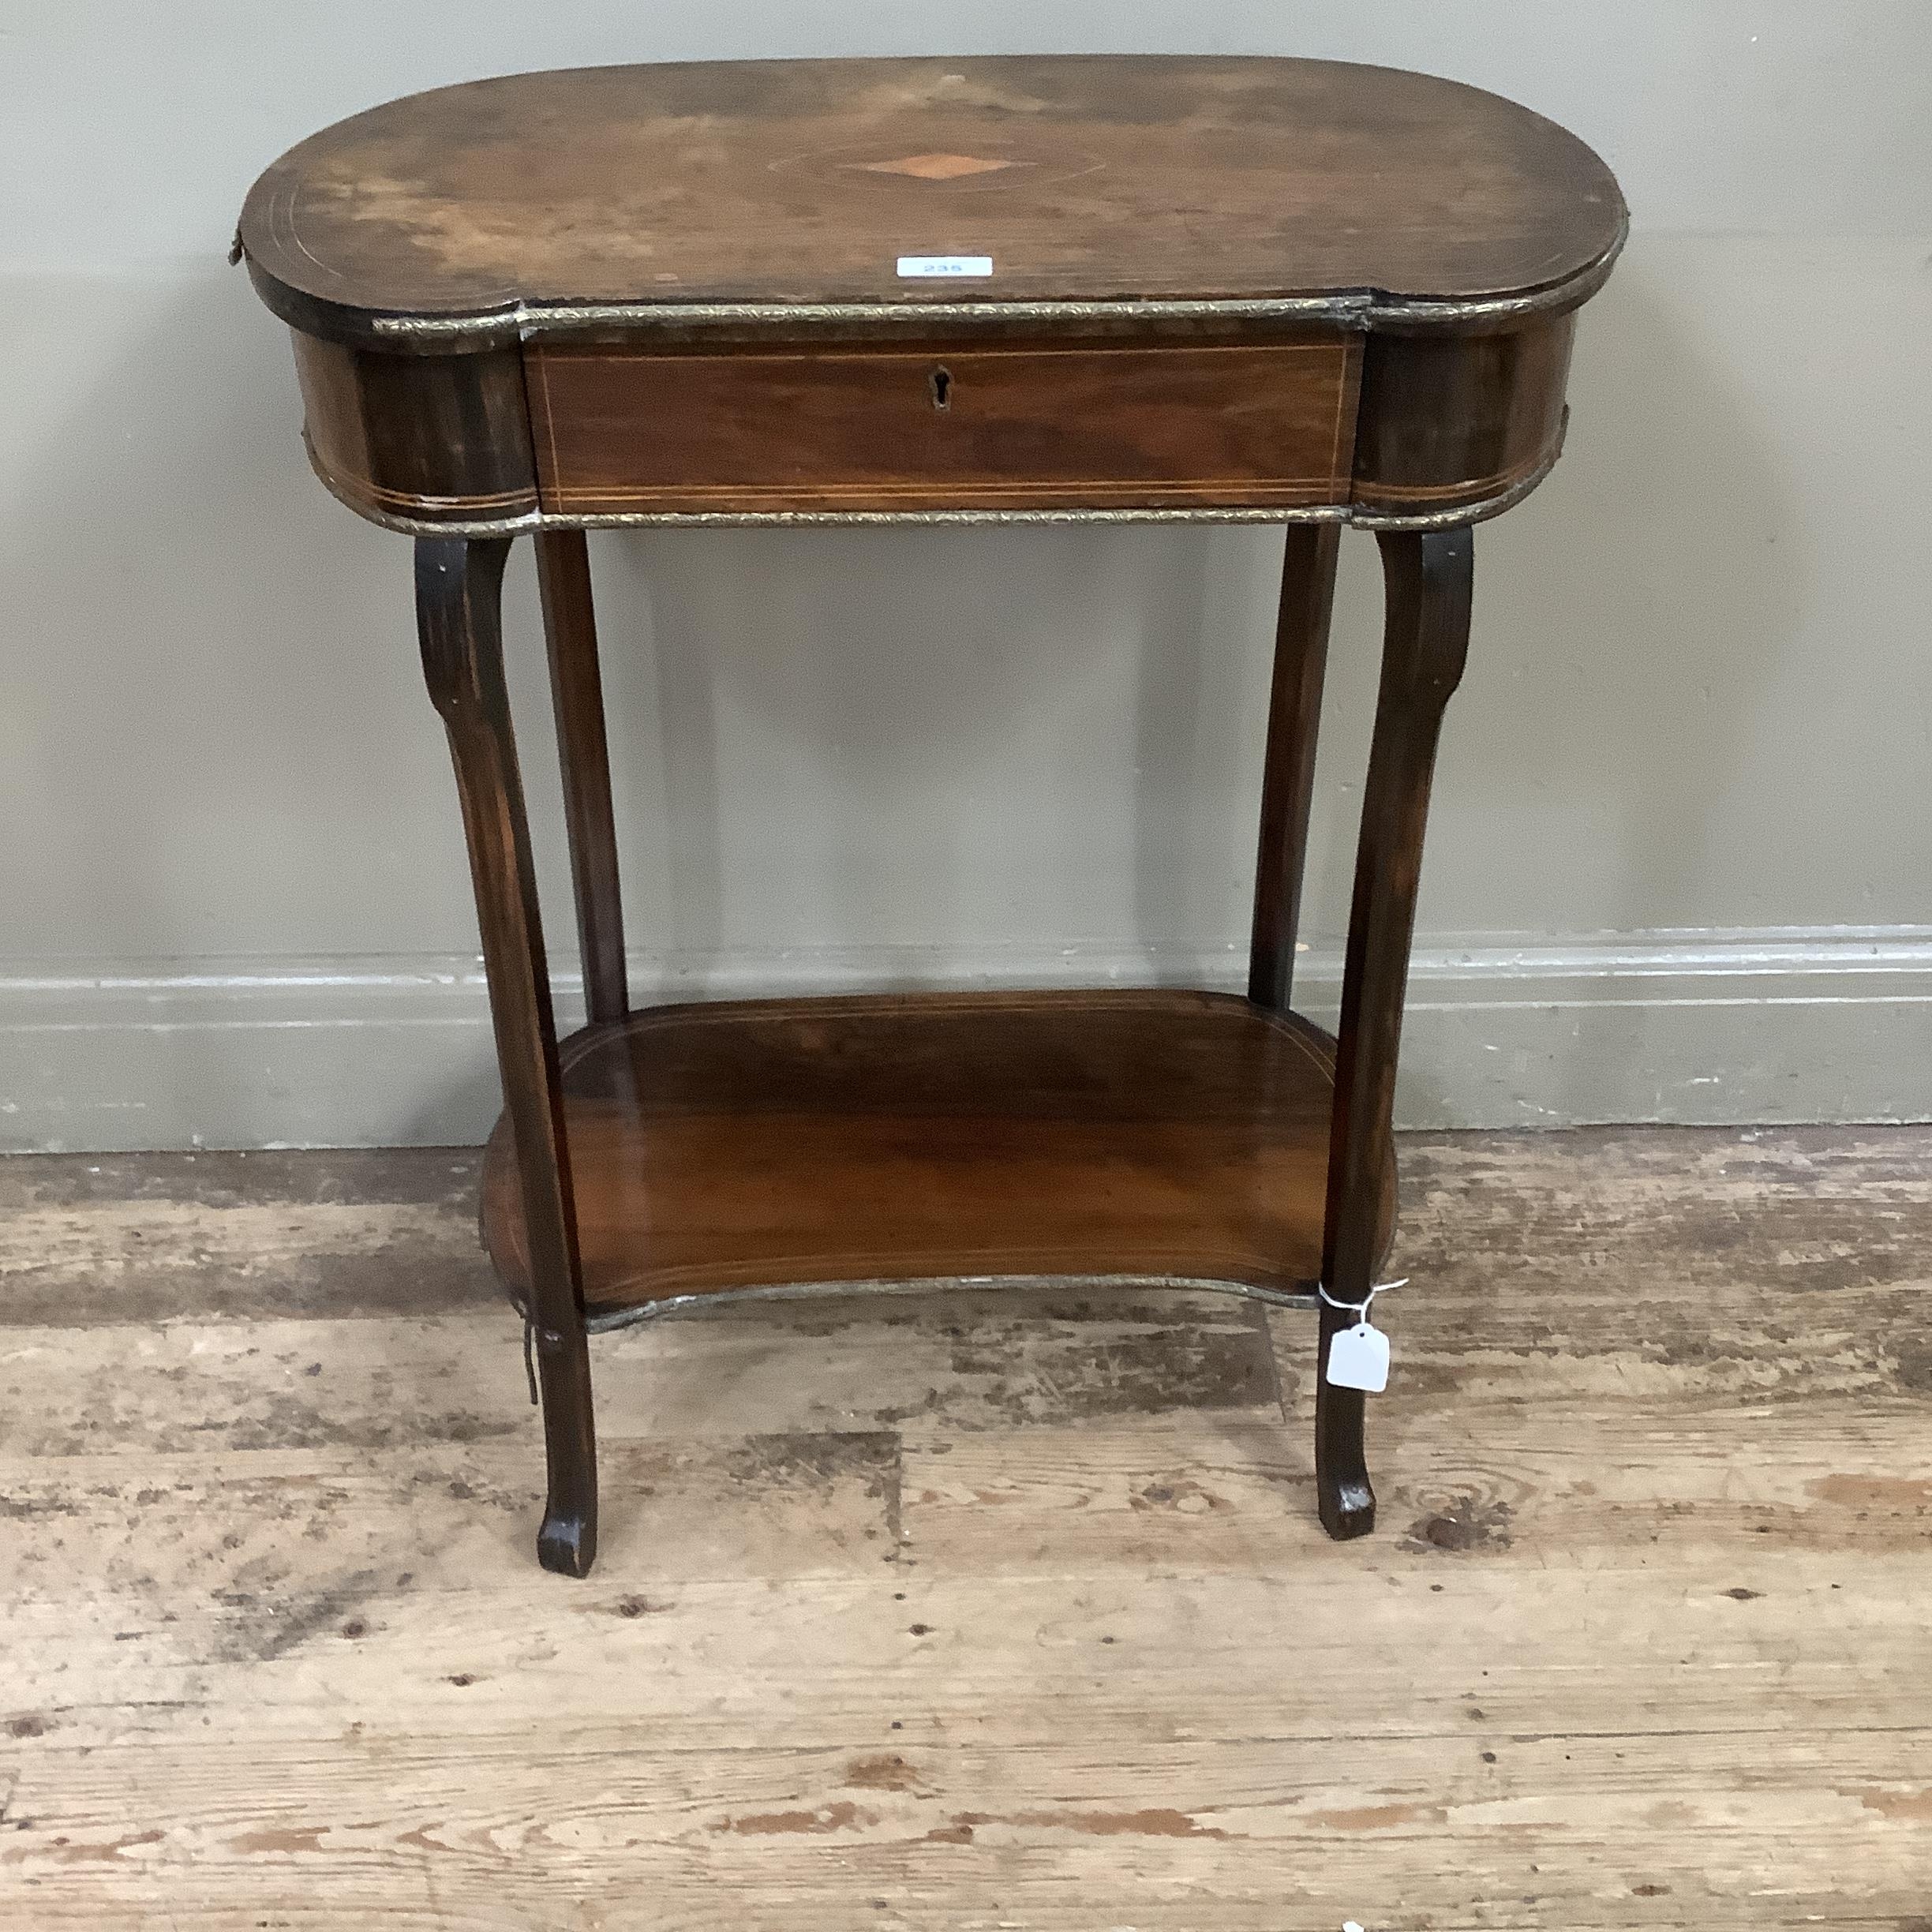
[852,152,1022,181]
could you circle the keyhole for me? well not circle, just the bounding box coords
[930,365,953,410]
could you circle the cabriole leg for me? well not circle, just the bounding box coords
[416,535,600,1577]
[1316,526,1473,1538]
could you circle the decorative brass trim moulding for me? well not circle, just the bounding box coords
[306,444,1566,539]
[560,1271,1324,1337]
[355,221,1628,349]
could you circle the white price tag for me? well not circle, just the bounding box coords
[1326,1320,1391,1393]
[897,254,994,278]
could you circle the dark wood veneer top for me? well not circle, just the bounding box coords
[238,56,1625,339]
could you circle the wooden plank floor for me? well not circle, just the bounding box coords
[1,1127,1928,1930]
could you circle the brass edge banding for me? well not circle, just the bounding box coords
[545,488,1342,507]
[534,339,1342,364]
[313,484,1552,538]
[306,420,1569,536]
[562,1272,1323,1335]
[380,294,1370,342]
[362,225,1627,345]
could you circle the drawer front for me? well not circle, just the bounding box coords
[526,338,1361,516]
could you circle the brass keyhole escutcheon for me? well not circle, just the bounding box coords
[930,365,953,410]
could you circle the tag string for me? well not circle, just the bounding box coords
[1316,1278,1407,1323]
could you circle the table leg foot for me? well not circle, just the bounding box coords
[1317,1456,1377,1541]
[1315,1313,1376,1539]
[534,1321,599,1578]
[538,1507,597,1578]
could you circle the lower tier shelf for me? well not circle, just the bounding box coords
[480,987,1393,1321]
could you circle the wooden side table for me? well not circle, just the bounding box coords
[238,56,1624,1576]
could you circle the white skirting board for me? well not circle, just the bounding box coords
[2,927,1928,1151]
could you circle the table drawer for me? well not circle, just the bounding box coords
[526,338,1361,516]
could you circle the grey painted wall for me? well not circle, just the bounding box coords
[3,4,1930,1149]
